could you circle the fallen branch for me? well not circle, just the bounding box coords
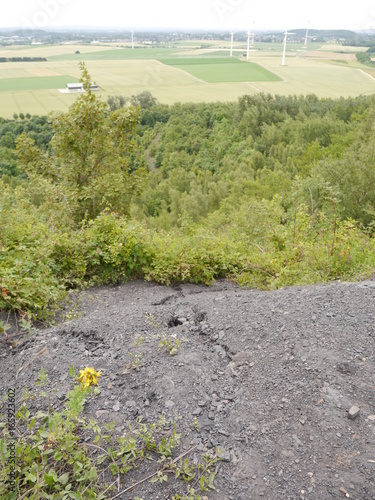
[16,346,49,378]
[109,445,197,500]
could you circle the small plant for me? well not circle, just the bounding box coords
[0,316,35,347]
[18,317,34,335]
[0,366,221,499]
[133,334,144,347]
[197,453,219,492]
[159,332,180,356]
[171,449,221,499]
[193,417,200,432]
[0,366,102,499]
[0,320,11,336]
[127,334,144,369]
[145,312,162,328]
[129,351,143,369]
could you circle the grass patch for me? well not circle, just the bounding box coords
[195,50,245,57]
[160,57,242,65]
[0,75,79,92]
[160,57,281,83]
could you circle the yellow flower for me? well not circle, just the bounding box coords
[77,367,101,388]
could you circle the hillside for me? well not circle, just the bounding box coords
[2,82,375,320]
[1,278,374,498]
[1,61,375,499]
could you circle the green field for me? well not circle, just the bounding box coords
[0,42,374,118]
[0,75,78,92]
[159,57,281,82]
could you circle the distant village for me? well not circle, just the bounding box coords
[0,27,374,48]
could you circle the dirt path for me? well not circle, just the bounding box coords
[145,132,161,171]
[1,278,375,499]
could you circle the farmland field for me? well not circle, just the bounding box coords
[159,57,281,82]
[0,44,117,58]
[0,42,374,118]
[48,48,179,61]
[0,75,78,92]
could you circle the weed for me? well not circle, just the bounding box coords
[0,317,35,347]
[193,418,200,432]
[0,366,221,499]
[145,312,162,329]
[18,317,34,335]
[159,332,181,356]
[129,351,143,369]
[133,334,144,347]
[0,320,11,336]
[129,334,143,369]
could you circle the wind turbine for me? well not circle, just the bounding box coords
[303,22,310,48]
[230,31,235,57]
[131,30,134,50]
[282,30,296,66]
[251,22,255,46]
[246,30,251,60]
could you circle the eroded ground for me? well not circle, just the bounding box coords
[1,279,375,499]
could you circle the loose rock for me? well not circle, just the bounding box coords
[348,406,360,419]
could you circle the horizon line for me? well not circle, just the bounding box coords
[0,26,370,33]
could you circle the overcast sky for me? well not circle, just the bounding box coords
[2,0,375,32]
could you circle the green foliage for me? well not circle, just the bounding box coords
[0,202,153,318]
[0,320,11,339]
[130,90,159,109]
[158,332,181,356]
[16,63,144,222]
[0,114,51,177]
[0,370,102,499]
[0,367,221,499]
[107,94,128,111]
[356,50,375,66]
[0,180,69,319]
[2,185,375,320]
[3,87,375,497]
[2,86,375,320]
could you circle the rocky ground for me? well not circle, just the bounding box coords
[1,278,375,499]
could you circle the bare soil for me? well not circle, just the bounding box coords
[1,278,375,499]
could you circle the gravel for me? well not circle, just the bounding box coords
[1,277,375,499]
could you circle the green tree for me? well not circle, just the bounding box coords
[130,90,158,109]
[16,63,144,221]
[107,95,128,112]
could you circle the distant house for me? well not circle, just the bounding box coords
[66,83,83,92]
[65,82,99,92]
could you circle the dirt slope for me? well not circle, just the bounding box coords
[1,278,375,499]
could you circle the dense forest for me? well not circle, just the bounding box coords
[1,66,375,320]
